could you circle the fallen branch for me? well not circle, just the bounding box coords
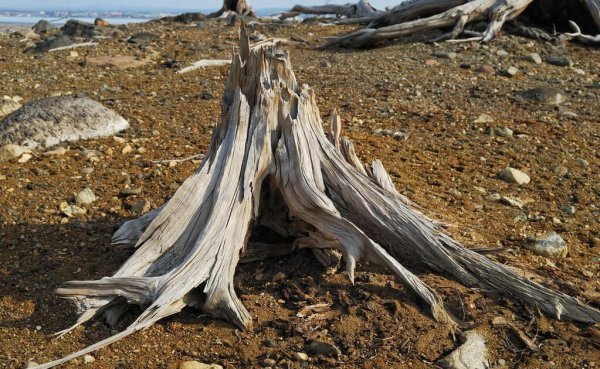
[176,59,232,74]
[48,42,98,52]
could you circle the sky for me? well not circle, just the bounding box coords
[0,0,403,11]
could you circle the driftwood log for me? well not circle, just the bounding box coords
[323,0,600,47]
[31,25,600,369]
[208,0,256,18]
[283,0,383,20]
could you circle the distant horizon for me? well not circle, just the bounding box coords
[0,0,403,13]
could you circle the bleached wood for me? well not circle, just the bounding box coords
[323,0,600,46]
[290,0,383,18]
[32,23,600,369]
[176,59,232,74]
[208,0,256,17]
[48,42,98,53]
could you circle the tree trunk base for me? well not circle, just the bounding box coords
[31,24,600,369]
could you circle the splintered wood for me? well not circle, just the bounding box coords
[32,24,600,369]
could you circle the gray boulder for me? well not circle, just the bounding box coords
[0,96,129,150]
[437,331,489,369]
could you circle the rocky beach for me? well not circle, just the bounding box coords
[0,14,599,369]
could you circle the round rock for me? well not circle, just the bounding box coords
[0,96,129,150]
[498,167,530,185]
[528,232,568,258]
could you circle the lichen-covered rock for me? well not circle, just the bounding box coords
[437,331,489,369]
[0,96,129,150]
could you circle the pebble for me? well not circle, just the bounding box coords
[522,53,542,64]
[424,58,439,66]
[433,51,457,59]
[83,354,95,363]
[31,167,48,176]
[179,361,223,369]
[473,114,494,124]
[476,64,495,74]
[496,49,509,58]
[43,147,69,157]
[60,202,87,217]
[75,187,96,205]
[575,158,589,167]
[293,352,309,362]
[392,131,409,140]
[18,153,33,163]
[500,196,524,209]
[272,272,286,282]
[319,61,332,68]
[529,232,568,258]
[0,99,22,116]
[121,144,133,154]
[129,200,150,215]
[306,341,341,356]
[119,188,142,197]
[498,167,530,185]
[81,167,94,175]
[517,87,567,105]
[25,362,39,368]
[546,55,573,67]
[0,144,30,162]
[560,205,575,215]
[499,66,518,77]
[552,165,568,177]
[437,331,488,369]
[262,358,276,367]
[374,128,392,136]
[495,127,513,138]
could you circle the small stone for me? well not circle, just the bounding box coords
[498,359,507,366]
[0,99,22,116]
[522,53,542,64]
[69,51,79,58]
[473,114,494,124]
[293,352,309,362]
[43,147,68,157]
[18,153,33,163]
[25,362,39,368]
[272,272,286,282]
[499,66,518,77]
[498,167,530,185]
[575,158,589,167]
[75,187,96,205]
[529,232,568,258]
[437,331,488,369]
[552,165,568,177]
[129,200,150,215]
[262,358,277,367]
[500,196,524,209]
[31,167,49,177]
[560,205,575,215]
[424,58,439,66]
[137,147,147,154]
[495,127,513,138]
[582,270,594,278]
[552,217,562,225]
[374,128,392,136]
[319,61,332,68]
[496,49,509,57]
[83,354,95,363]
[486,193,501,202]
[119,188,142,197]
[201,91,214,100]
[433,51,457,59]
[254,273,263,281]
[546,55,573,67]
[476,64,495,74]
[392,131,409,140]
[492,316,508,326]
[113,136,126,144]
[306,341,341,356]
[517,87,567,105]
[179,361,223,369]
[81,167,94,175]
[0,144,30,162]
[121,144,133,154]
[60,202,87,217]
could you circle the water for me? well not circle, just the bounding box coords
[0,15,152,26]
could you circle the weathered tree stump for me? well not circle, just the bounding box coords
[285,0,383,20]
[209,0,256,18]
[31,25,600,369]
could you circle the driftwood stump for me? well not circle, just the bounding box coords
[323,0,600,47]
[209,0,256,18]
[32,25,600,369]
